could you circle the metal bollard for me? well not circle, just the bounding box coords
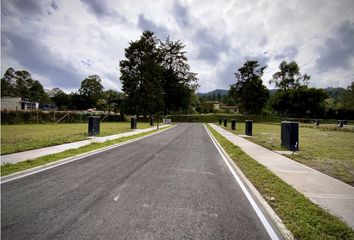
[245,120,253,136]
[88,116,100,136]
[231,120,236,130]
[281,121,299,151]
[131,116,137,129]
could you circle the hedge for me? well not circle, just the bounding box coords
[1,110,125,125]
[166,114,353,124]
[166,114,282,123]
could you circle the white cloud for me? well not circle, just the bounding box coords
[1,0,354,93]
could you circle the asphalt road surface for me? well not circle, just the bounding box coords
[2,123,276,240]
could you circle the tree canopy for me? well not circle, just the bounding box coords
[229,60,269,114]
[161,38,198,114]
[1,67,49,102]
[268,61,329,117]
[79,75,104,99]
[119,31,198,116]
[269,87,328,117]
[269,61,310,90]
[120,31,164,116]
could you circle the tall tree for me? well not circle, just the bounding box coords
[1,68,16,97]
[29,80,49,102]
[79,75,104,99]
[160,38,198,114]
[120,31,162,116]
[269,61,310,90]
[14,70,33,98]
[78,75,104,109]
[1,67,49,102]
[268,61,328,117]
[120,31,198,116]
[120,31,165,116]
[50,88,70,110]
[229,60,269,114]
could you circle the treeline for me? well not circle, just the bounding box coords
[324,86,354,118]
[225,60,354,119]
[1,68,49,103]
[1,68,124,112]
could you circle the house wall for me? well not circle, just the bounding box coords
[1,97,22,110]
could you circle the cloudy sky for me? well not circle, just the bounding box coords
[1,0,354,93]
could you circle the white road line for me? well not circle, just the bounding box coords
[204,125,280,240]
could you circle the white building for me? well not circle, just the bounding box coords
[1,97,39,111]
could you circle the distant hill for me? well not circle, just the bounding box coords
[323,87,346,100]
[197,89,228,97]
[268,87,346,99]
[197,87,345,99]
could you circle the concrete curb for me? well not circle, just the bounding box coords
[1,125,175,184]
[204,124,294,240]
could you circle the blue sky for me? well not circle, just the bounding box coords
[1,0,354,93]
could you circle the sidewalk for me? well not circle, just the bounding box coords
[209,123,354,229]
[1,125,170,165]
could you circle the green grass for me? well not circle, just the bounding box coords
[1,122,151,155]
[1,127,169,176]
[218,122,354,185]
[207,124,354,239]
[301,123,354,132]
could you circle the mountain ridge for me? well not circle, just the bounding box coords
[197,89,228,97]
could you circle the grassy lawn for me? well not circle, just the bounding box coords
[1,122,151,155]
[1,127,169,176]
[207,124,354,239]
[218,122,354,186]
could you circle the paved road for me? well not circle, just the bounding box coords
[2,123,274,239]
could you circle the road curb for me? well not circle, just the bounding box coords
[1,125,175,184]
[204,124,294,240]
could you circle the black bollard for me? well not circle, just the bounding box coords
[88,116,100,136]
[245,120,253,136]
[150,116,154,126]
[219,118,222,125]
[231,120,236,130]
[224,119,227,127]
[281,121,299,151]
[131,116,137,129]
